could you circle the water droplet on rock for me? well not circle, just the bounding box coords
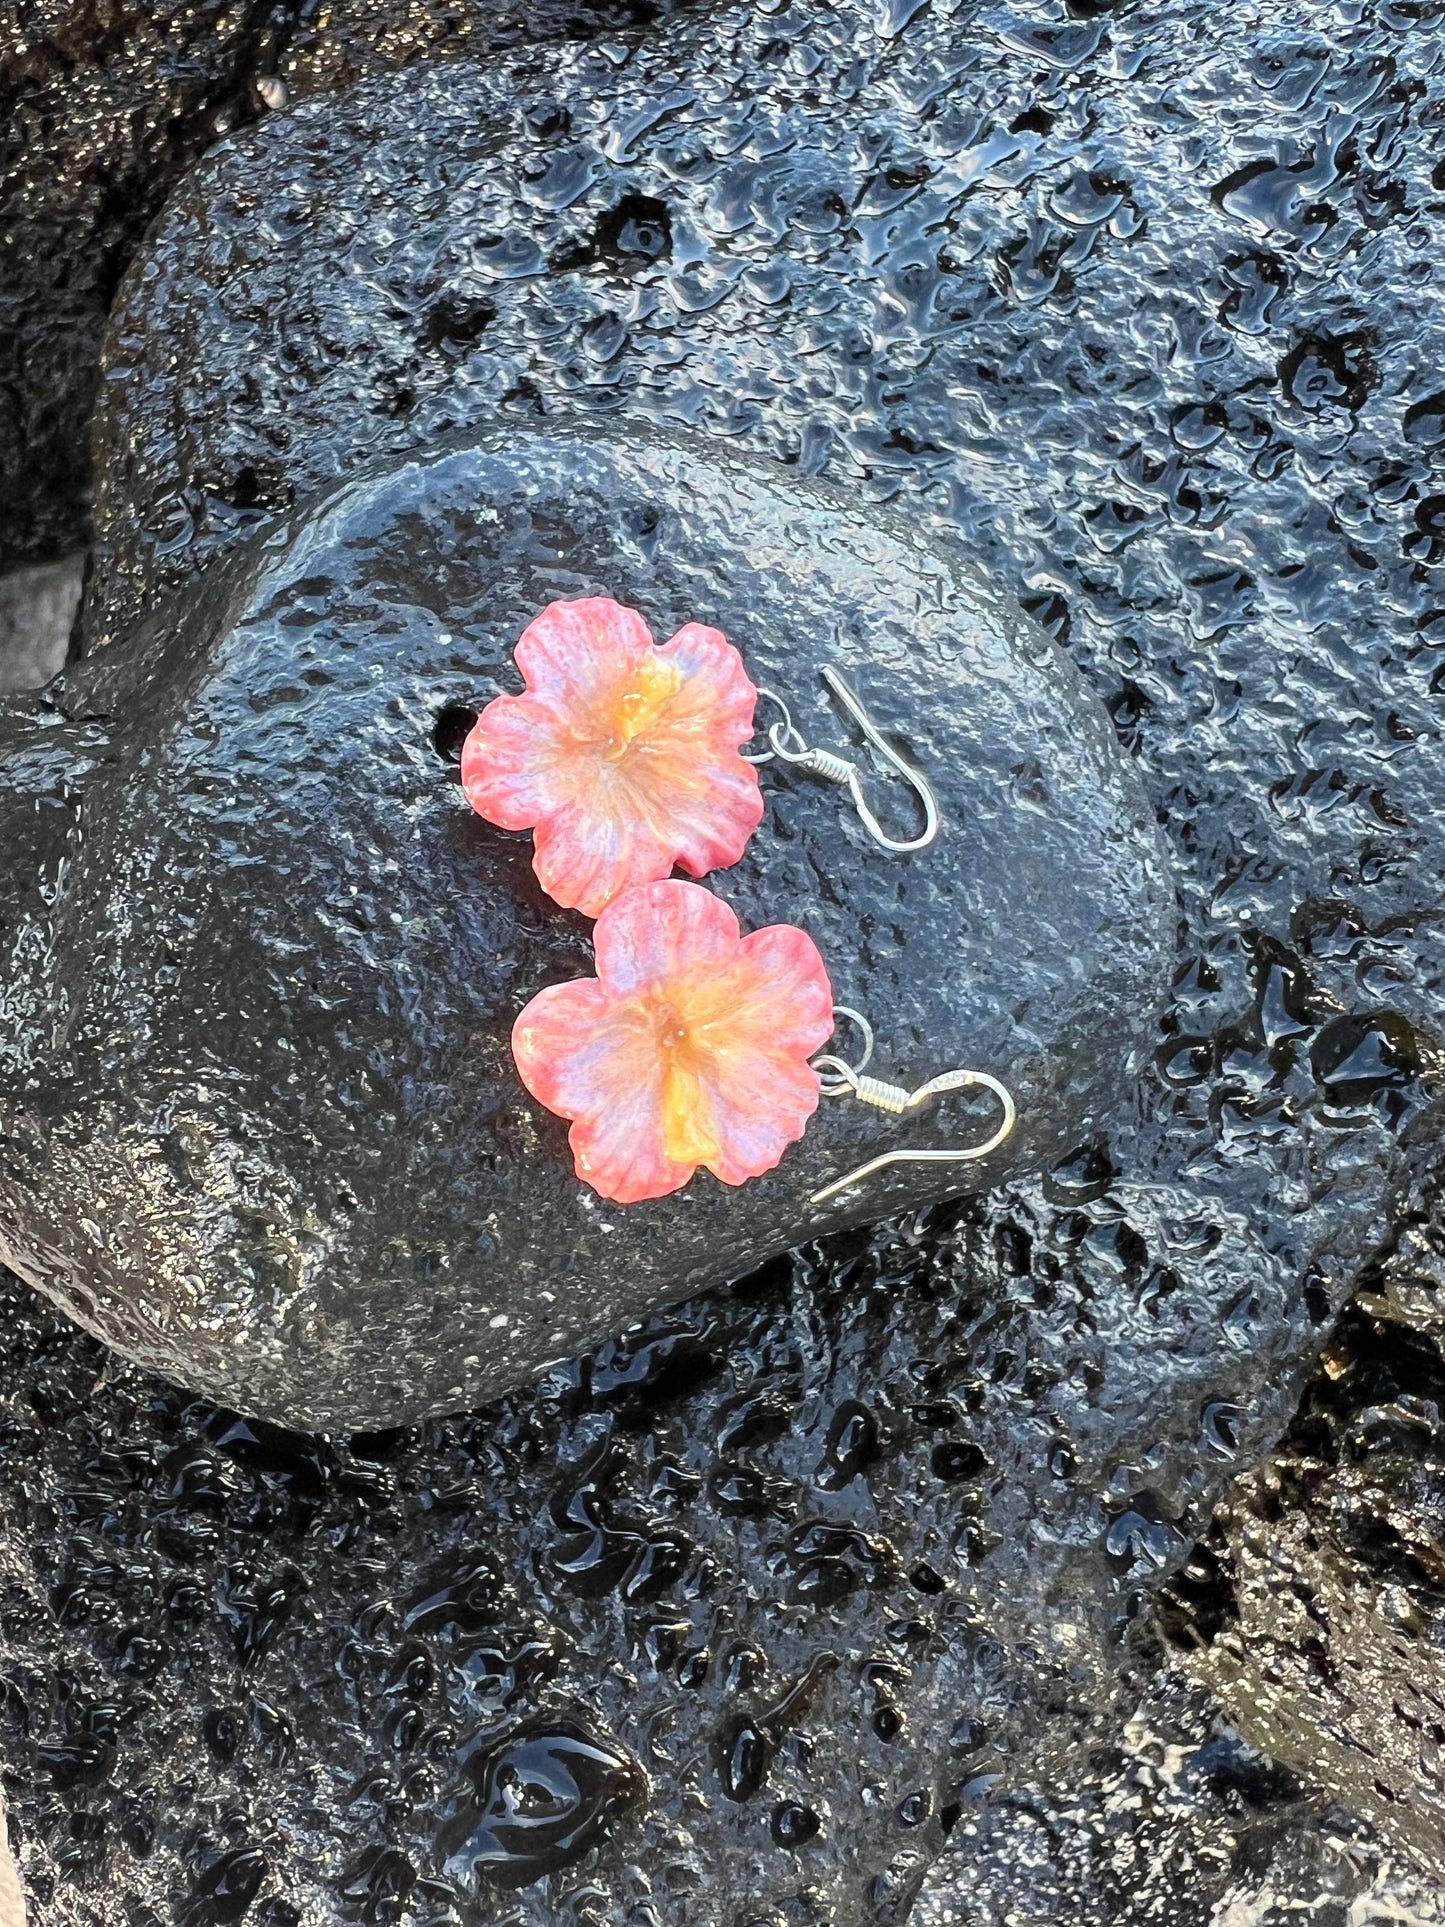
[1311,1012,1420,1113]
[931,1439,989,1483]
[441,1720,644,1891]
[1404,391,1445,448]
[1278,334,1373,413]
[402,1554,505,1637]
[1042,1139,1117,1205]
[771,1800,821,1847]
[815,1399,879,1489]
[719,1719,771,1802]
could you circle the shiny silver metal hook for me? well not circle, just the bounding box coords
[808,1007,1016,1205]
[743,670,940,854]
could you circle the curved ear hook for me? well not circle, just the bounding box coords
[744,673,940,854]
[819,667,940,855]
[807,1013,1017,1204]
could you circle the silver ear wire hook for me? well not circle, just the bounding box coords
[808,1006,1017,1205]
[743,670,940,854]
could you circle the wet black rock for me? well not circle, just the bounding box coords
[0,431,1170,1427]
[0,1175,1334,1924]
[1179,1172,1445,1874]
[0,0,678,570]
[439,1718,645,1889]
[12,0,1438,1443]
[77,0,1445,1362]
[6,0,1445,1917]
[915,1665,1445,1927]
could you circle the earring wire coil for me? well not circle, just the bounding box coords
[809,1007,1017,1205]
[744,670,940,854]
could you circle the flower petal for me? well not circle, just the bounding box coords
[615,745,763,885]
[530,799,678,919]
[713,922,838,1062]
[591,879,744,999]
[659,623,762,745]
[462,599,765,914]
[511,977,696,1203]
[617,622,763,878]
[513,597,654,711]
[461,692,575,832]
[694,1049,823,1186]
[675,920,835,1184]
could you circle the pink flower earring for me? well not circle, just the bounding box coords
[511,880,835,1203]
[511,879,1016,1206]
[459,595,942,918]
[460,596,1006,1204]
[461,597,764,918]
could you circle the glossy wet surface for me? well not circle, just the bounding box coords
[84,0,1445,1333]
[0,1176,1326,1922]
[0,0,683,570]
[1174,1164,1445,1877]
[0,433,1169,1426]
[916,1665,1445,1925]
[5,0,1445,1917]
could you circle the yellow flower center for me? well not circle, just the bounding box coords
[652,995,724,1167]
[602,653,684,762]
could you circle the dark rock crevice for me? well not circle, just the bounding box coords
[1165,1172,1445,1875]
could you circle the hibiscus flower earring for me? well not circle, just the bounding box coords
[461,597,764,918]
[510,879,1015,1206]
[459,597,940,918]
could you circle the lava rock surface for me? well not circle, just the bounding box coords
[915,1665,1445,1926]
[0,0,679,570]
[0,430,1170,1427]
[80,0,1445,1332]
[0,1176,1326,1925]
[3,0,1445,1918]
[1174,1168,1445,1875]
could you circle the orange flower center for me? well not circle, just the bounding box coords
[649,993,725,1168]
[601,653,684,763]
[656,1004,691,1052]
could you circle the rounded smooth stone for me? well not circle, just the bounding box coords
[0,430,1171,1427]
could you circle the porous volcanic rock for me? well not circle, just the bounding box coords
[4,0,1445,1918]
[1175,1172,1445,1875]
[78,0,1445,1361]
[915,1664,1445,1927]
[0,0,678,569]
[0,1175,1331,1926]
[0,429,1170,1427]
